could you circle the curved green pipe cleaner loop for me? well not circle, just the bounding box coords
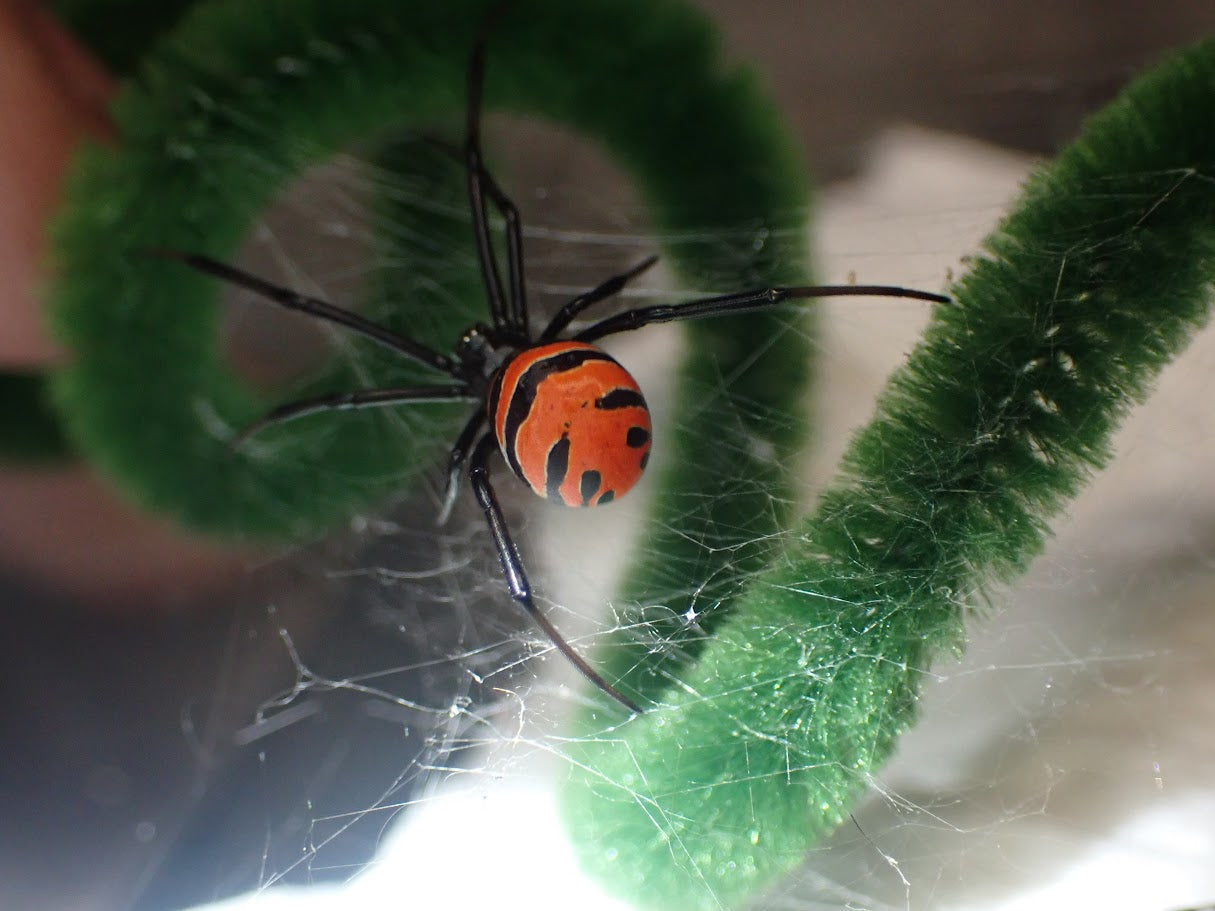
[47,0,812,543]
[563,35,1215,911]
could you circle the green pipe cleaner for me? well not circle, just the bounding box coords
[564,34,1215,911]
[35,0,1215,907]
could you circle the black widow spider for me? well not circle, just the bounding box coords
[158,37,949,714]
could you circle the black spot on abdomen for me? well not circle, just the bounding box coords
[580,470,602,505]
[545,435,570,500]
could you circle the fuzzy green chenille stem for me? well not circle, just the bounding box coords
[563,35,1215,911]
[36,0,1215,907]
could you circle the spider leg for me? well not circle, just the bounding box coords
[573,283,950,344]
[468,432,642,713]
[538,254,660,342]
[475,160,529,335]
[436,410,487,526]
[233,384,474,447]
[465,37,528,336]
[148,250,460,377]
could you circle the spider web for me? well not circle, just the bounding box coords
[128,117,1215,911]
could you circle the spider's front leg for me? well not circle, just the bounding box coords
[146,249,459,374]
[467,433,642,713]
[464,34,528,336]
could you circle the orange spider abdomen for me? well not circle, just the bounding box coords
[488,341,652,507]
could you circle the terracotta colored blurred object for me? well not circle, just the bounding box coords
[0,0,112,365]
[0,0,244,608]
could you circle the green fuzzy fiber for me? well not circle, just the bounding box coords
[46,0,811,540]
[563,36,1215,911]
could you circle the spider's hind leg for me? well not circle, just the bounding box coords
[233,385,476,448]
[467,433,641,713]
[436,410,487,525]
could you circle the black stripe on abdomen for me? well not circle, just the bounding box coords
[595,388,646,410]
[500,347,615,483]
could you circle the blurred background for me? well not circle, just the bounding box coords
[3,1,1215,909]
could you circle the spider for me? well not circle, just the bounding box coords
[158,38,949,714]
